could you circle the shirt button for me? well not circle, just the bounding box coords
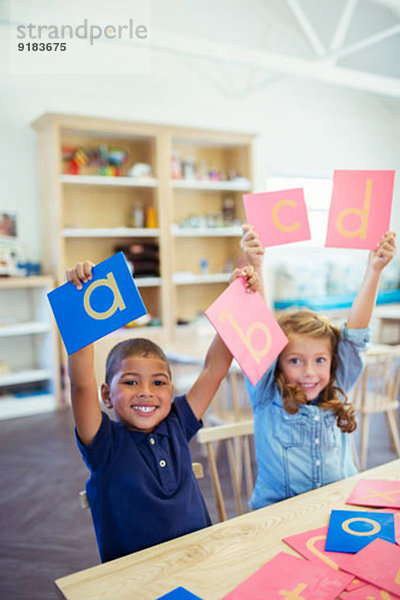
[315,438,320,444]
[159,459,166,468]
[316,459,321,466]
[316,482,321,487]
[149,437,155,445]
[314,415,320,421]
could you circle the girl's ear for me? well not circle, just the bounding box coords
[101,383,113,409]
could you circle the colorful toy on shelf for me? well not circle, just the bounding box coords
[62,145,129,176]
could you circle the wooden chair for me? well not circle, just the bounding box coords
[206,367,253,426]
[196,420,254,522]
[351,348,400,470]
[79,462,204,509]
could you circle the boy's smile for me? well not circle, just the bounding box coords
[278,334,332,401]
[101,355,173,432]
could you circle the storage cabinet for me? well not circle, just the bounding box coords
[32,114,253,356]
[0,276,60,419]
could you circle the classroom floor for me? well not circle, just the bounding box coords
[0,403,398,599]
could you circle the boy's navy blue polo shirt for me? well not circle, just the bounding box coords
[76,395,211,562]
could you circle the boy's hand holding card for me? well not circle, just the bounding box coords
[48,252,147,354]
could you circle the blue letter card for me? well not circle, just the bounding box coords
[156,588,204,600]
[47,252,147,354]
[325,509,395,553]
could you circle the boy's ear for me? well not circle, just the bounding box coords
[101,383,113,409]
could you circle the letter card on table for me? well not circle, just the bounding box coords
[222,552,353,600]
[283,525,365,591]
[325,509,395,553]
[47,252,147,354]
[243,188,311,247]
[157,588,204,600]
[339,538,400,597]
[346,479,400,509]
[325,170,394,250]
[205,278,288,385]
[339,582,398,599]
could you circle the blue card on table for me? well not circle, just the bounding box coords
[47,252,147,355]
[325,509,395,553]
[156,588,204,600]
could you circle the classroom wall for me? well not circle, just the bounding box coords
[0,47,399,263]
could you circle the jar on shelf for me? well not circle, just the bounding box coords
[222,197,235,224]
[132,201,144,228]
[145,206,158,228]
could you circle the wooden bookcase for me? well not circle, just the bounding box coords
[32,113,253,379]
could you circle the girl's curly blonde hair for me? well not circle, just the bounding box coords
[275,310,357,433]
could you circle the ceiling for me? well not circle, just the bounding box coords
[150,0,400,100]
[2,0,400,100]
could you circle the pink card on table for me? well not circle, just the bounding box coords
[205,278,288,385]
[243,188,311,247]
[283,526,365,592]
[325,170,394,250]
[347,480,400,510]
[338,582,399,599]
[222,552,352,600]
[340,538,400,596]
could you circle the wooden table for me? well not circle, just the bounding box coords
[56,459,400,600]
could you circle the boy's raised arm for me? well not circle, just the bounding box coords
[68,344,102,446]
[347,231,396,329]
[66,260,102,445]
[187,266,260,420]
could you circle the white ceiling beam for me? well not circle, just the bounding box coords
[152,30,400,98]
[331,22,400,60]
[285,0,326,57]
[329,0,359,52]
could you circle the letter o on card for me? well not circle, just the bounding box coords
[341,517,381,537]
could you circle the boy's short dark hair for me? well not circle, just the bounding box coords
[105,338,171,384]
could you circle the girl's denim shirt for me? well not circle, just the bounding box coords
[246,327,370,509]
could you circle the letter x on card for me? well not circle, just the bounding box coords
[205,277,288,385]
[347,479,400,510]
[47,252,147,354]
[222,552,353,599]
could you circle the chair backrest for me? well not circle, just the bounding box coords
[207,367,252,426]
[79,462,204,509]
[352,352,400,414]
[196,420,254,522]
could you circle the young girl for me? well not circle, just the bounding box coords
[241,224,396,508]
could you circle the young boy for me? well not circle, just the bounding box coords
[67,259,259,562]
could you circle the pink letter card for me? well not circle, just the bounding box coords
[340,538,400,596]
[243,188,311,247]
[283,526,365,591]
[347,480,400,510]
[338,582,399,599]
[222,552,353,600]
[205,278,288,385]
[325,170,395,250]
